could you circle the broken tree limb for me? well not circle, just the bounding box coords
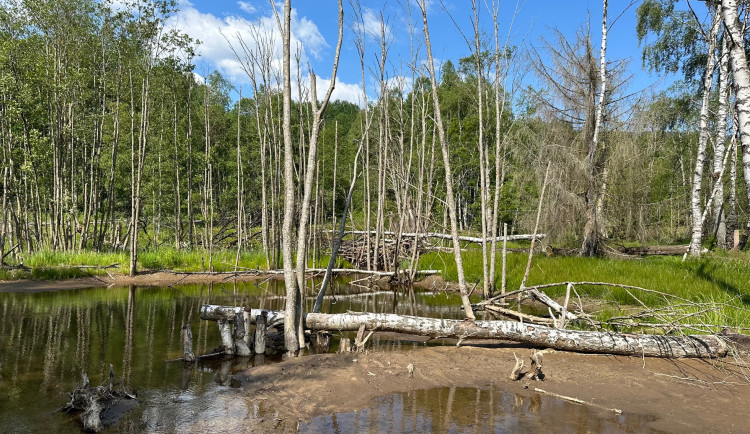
[325,230,545,244]
[527,289,578,322]
[481,304,555,325]
[199,305,729,358]
[534,388,622,414]
[181,325,196,362]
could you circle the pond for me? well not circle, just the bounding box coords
[0,277,655,432]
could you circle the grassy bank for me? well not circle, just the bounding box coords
[418,249,750,330]
[3,245,749,331]
[0,247,347,281]
[0,248,266,280]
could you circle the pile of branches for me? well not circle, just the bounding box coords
[62,366,137,432]
[337,236,425,271]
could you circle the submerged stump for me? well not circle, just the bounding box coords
[62,366,137,432]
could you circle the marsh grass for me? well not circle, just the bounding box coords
[0,248,356,281]
[3,244,749,331]
[418,249,750,331]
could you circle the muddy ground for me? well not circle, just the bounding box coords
[0,269,452,293]
[203,343,750,433]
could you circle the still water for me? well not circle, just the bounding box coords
[0,278,657,432]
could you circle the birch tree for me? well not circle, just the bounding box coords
[274,0,343,355]
[687,11,720,256]
[721,0,750,249]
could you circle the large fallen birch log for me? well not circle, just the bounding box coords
[199,305,728,358]
[326,230,545,244]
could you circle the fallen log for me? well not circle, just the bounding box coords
[165,268,439,278]
[199,305,728,358]
[620,245,690,256]
[327,230,545,244]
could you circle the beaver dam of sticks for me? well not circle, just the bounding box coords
[1,271,749,432]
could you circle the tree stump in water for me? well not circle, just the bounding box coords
[254,311,267,355]
[182,325,196,362]
[313,331,332,353]
[62,366,137,432]
[233,311,251,356]
[339,337,352,353]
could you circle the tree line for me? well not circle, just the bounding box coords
[1,0,748,283]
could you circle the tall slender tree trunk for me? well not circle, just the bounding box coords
[278,0,300,354]
[235,91,243,270]
[713,37,730,249]
[688,11,721,256]
[173,96,182,249]
[581,0,609,257]
[722,0,750,250]
[419,0,475,320]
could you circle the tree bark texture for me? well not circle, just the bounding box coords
[200,305,728,358]
[722,0,750,240]
[688,12,720,256]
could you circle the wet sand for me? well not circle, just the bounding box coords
[226,345,750,432]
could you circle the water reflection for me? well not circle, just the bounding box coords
[0,278,475,432]
[300,386,660,433]
[0,278,649,432]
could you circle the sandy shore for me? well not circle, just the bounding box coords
[211,344,750,432]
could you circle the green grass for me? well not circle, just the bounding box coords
[3,243,749,332]
[418,249,750,331]
[0,247,276,280]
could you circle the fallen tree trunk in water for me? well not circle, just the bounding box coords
[200,305,728,358]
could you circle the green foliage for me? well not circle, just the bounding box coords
[636,0,708,82]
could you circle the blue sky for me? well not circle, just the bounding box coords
[168,0,710,104]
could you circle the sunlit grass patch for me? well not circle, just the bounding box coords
[418,249,750,331]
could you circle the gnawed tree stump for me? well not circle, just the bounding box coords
[62,366,137,432]
[200,306,729,358]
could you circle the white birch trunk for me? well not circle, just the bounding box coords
[200,306,728,358]
[713,39,729,250]
[713,37,730,249]
[721,0,750,250]
[277,0,299,354]
[688,12,721,256]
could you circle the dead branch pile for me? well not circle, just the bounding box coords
[337,235,426,270]
[62,366,136,432]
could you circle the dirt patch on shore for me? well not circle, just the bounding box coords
[206,344,750,432]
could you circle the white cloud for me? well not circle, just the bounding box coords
[237,1,256,14]
[312,76,364,107]
[168,2,361,104]
[355,8,391,42]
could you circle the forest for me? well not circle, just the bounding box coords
[2,0,750,340]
